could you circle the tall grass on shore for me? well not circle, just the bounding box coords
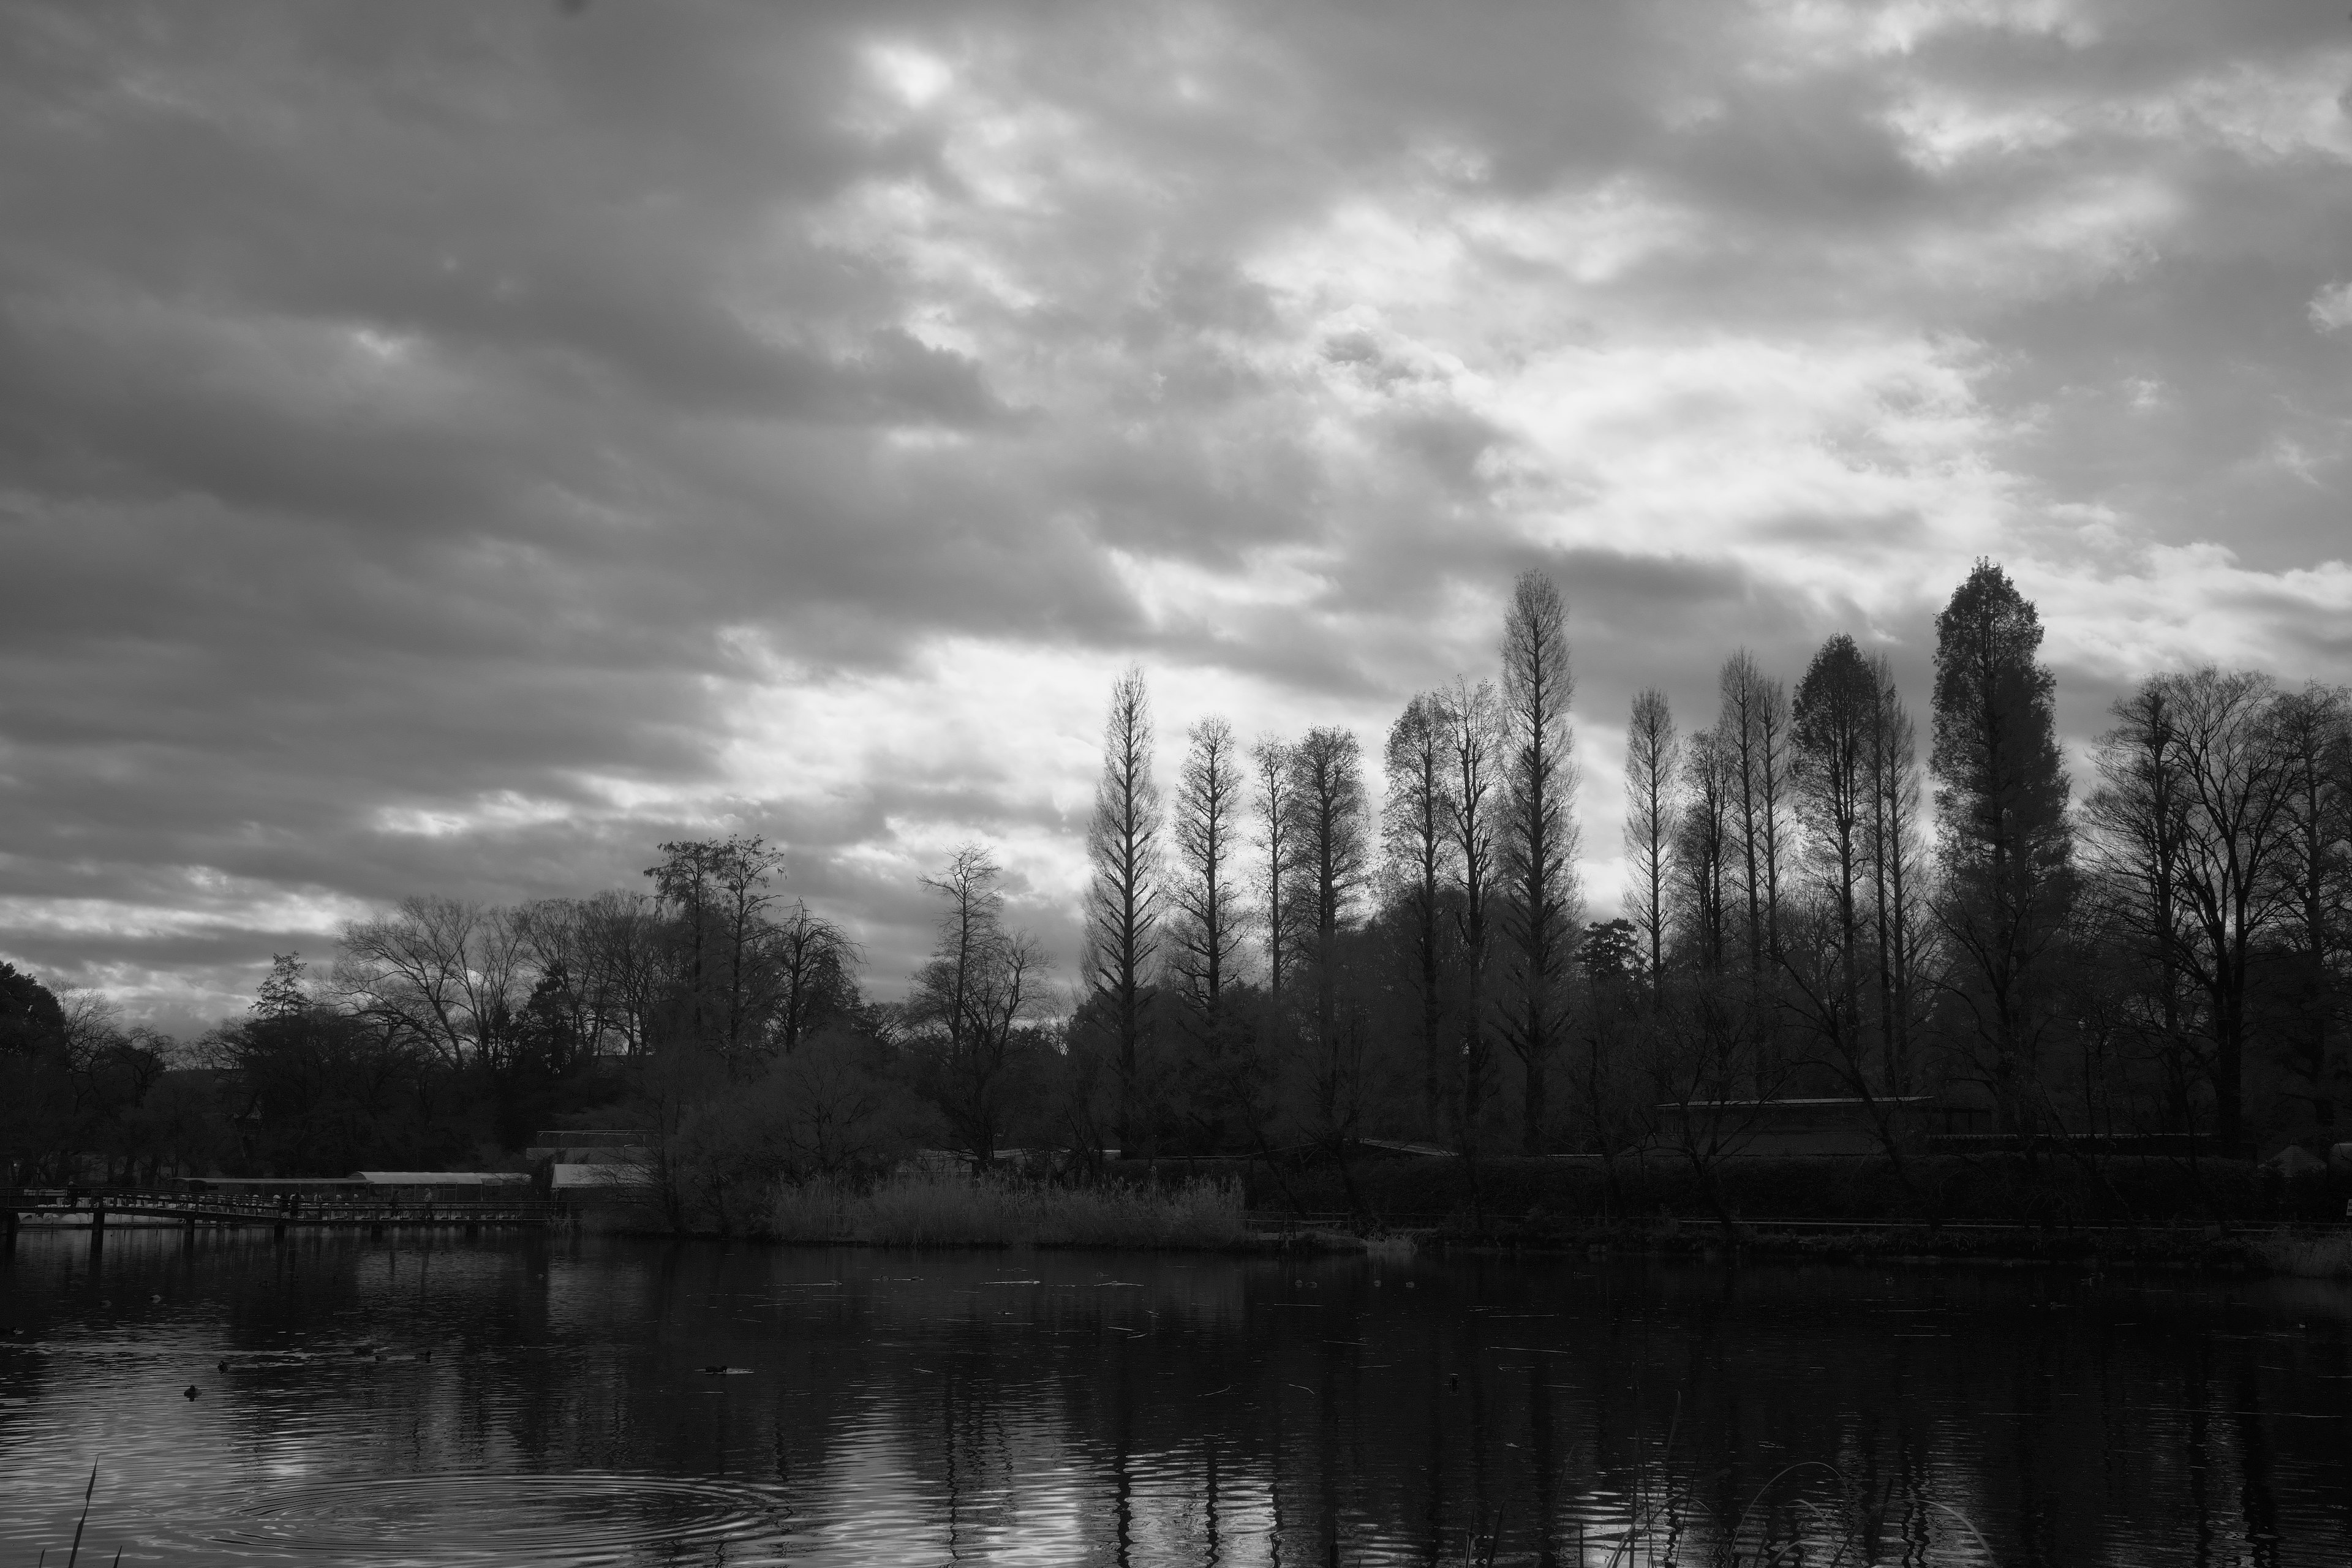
[767,1171,1248,1248]
[2245,1227,2352,1278]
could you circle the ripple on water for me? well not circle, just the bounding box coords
[214,1471,793,1566]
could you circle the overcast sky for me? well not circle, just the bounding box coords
[6,0,2351,1035]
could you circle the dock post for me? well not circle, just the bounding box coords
[89,1199,105,1248]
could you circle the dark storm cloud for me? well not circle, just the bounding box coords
[3,0,2350,1025]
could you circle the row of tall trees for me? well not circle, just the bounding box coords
[1077,571,1589,1157]
[1066,560,2349,1163]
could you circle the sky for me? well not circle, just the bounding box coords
[5,0,2351,1036]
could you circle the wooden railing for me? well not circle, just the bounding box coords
[0,1188,562,1227]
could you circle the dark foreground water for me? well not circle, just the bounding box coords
[2,1230,2348,1566]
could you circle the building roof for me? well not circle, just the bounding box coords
[551,1163,648,1188]
[185,1176,366,1188]
[1656,1096,1939,1112]
[353,1170,530,1185]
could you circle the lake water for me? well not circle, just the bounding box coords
[2,1228,2348,1566]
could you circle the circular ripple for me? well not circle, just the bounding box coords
[217,1471,790,1564]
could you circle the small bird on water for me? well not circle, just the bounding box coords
[183,1385,199,1400]
[216,1359,229,1372]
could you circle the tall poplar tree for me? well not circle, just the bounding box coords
[1289,726,1369,1137]
[1676,728,1735,974]
[1085,666,1162,1150]
[1252,736,1298,998]
[1717,650,1789,973]
[1623,688,1679,1000]
[1442,677,1504,1150]
[1864,654,1925,1090]
[1170,716,1247,1012]
[1497,569,1581,1153]
[2266,685,2351,1132]
[1384,694,1453,1137]
[1792,636,1877,1046]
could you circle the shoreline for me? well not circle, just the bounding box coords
[17,1212,2347,1277]
[565,1213,2352,1278]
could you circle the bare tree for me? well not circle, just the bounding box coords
[336,895,526,1071]
[1792,635,1877,1047]
[1251,734,1298,997]
[1717,649,1790,972]
[771,901,858,1054]
[1623,687,1679,1000]
[1676,728,1735,974]
[1497,569,1582,1153]
[578,889,664,1059]
[908,845,1049,1167]
[646,839,724,1041]
[2084,677,2196,1126]
[1441,677,1504,1152]
[1864,656,1926,1092]
[1384,693,1453,1139]
[2266,685,2351,1129]
[1084,666,1163,1150]
[709,837,788,1066]
[1170,715,1248,1011]
[2089,667,2295,1152]
[513,898,601,1073]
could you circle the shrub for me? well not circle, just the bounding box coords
[764,1170,1246,1248]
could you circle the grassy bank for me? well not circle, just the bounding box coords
[762,1172,1253,1249]
[1141,1152,2312,1229]
[573,1154,2351,1273]
[1410,1214,2352,1274]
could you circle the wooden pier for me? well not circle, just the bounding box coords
[0,1187,560,1243]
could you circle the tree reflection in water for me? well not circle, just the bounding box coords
[0,1231,2346,1566]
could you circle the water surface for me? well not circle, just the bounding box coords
[2,1229,2348,1564]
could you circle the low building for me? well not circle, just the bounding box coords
[179,1175,369,1197]
[354,1171,531,1204]
[524,1130,657,1200]
[179,1172,532,1204]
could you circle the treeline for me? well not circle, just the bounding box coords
[1073,559,2350,1171]
[0,965,208,1184]
[2,559,2345,1196]
[0,843,875,1182]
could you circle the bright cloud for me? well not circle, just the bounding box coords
[4,0,2351,1032]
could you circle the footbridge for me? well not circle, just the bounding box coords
[1,1187,560,1240]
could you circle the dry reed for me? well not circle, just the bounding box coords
[766,1170,1248,1249]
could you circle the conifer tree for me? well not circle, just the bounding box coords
[1497,570,1581,1153]
[1931,560,2073,1133]
[1085,667,1162,1150]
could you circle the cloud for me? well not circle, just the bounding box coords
[2310,280,2352,333]
[2,0,2350,1031]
